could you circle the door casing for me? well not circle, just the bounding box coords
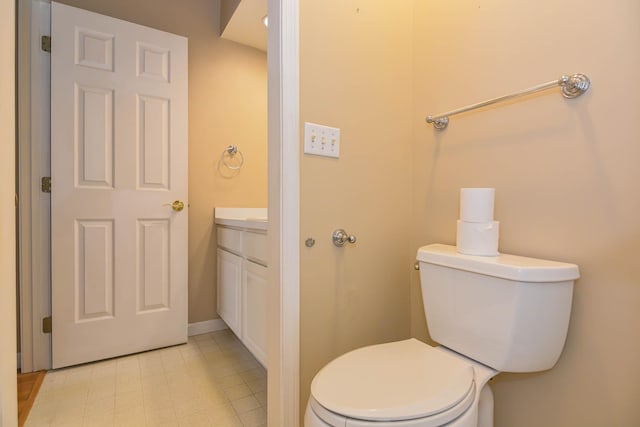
[18,0,52,374]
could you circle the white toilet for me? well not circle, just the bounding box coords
[305,243,579,427]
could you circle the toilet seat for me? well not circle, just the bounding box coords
[309,339,476,426]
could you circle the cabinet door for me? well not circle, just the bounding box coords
[242,260,268,366]
[217,248,242,337]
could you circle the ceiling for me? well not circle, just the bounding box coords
[220,0,267,52]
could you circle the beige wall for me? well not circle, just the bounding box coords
[1,0,17,423]
[299,0,414,419]
[55,0,268,323]
[411,1,640,426]
[300,0,639,425]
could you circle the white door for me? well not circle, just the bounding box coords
[51,2,188,368]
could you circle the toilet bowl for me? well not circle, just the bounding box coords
[305,339,497,427]
[305,244,579,427]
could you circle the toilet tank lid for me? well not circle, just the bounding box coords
[417,244,580,282]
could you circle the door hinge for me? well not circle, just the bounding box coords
[41,35,51,53]
[41,177,51,193]
[42,316,52,334]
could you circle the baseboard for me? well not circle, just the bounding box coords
[188,319,228,336]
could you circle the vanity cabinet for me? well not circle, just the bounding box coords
[242,260,268,364]
[216,248,242,337]
[216,222,267,367]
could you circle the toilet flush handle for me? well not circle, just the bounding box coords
[332,229,357,247]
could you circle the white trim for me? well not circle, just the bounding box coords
[18,0,52,374]
[187,319,228,336]
[267,0,300,425]
[17,0,35,375]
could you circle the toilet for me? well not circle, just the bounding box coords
[305,243,579,427]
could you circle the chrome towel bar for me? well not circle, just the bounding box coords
[425,73,590,130]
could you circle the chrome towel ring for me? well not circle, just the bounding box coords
[222,145,244,170]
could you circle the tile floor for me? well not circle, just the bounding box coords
[25,330,267,427]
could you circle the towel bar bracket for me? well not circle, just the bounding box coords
[559,73,590,99]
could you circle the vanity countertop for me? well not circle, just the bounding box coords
[214,207,267,230]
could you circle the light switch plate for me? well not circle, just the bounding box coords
[304,122,340,158]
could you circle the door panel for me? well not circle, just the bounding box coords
[76,219,114,321]
[51,2,188,368]
[138,219,170,312]
[76,85,114,188]
[138,95,170,189]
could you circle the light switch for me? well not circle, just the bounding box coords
[304,122,340,158]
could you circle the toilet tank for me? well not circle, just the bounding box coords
[417,244,579,373]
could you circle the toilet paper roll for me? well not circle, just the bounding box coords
[460,188,495,223]
[456,220,500,256]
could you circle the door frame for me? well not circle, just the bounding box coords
[17,0,302,424]
[18,0,52,373]
[266,0,300,424]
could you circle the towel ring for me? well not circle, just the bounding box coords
[222,145,244,170]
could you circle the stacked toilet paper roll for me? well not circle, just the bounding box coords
[456,188,500,256]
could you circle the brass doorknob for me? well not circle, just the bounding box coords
[165,200,185,212]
